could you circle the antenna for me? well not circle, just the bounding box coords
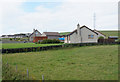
[93,13,96,30]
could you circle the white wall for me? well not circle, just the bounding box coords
[64,27,98,43]
[81,27,98,43]
[70,32,81,43]
[29,31,41,41]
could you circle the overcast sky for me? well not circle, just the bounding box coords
[0,0,119,35]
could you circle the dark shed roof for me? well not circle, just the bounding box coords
[108,36,118,38]
[43,32,60,36]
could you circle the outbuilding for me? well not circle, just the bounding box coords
[42,32,60,39]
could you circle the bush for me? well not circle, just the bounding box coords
[115,38,120,43]
[38,40,41,44]
[9,38,12,40]
[98,36,104,39]
[2,63,31,80]
[40,39,60,44]
[60,42,64,44]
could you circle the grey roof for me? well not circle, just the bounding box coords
[108,36,118,38]
[1,35,6,37]
[14,34,26,36]
[43,32,60,36]
[67,25,98,36]
[1,33,31,37]
[29,29,41,37]
[94,29,106,36]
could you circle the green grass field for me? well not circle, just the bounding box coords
[1,43,61,49]
[100,31,118,37]
[2,45,118,80]
[60,31,118,37]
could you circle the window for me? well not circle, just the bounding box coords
[35,32,38,35]
[88,35,94,39]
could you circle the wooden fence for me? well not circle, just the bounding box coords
[2,61,46,80]
[98,39,115,44]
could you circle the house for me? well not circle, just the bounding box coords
[14,34,27,38]
[64,24,106,43]
[42,32,60,39]
[2,35,15,38]
[29,29,42,42]
[25,33,31,37]
[1,35,9,38]
[1,33,29,39]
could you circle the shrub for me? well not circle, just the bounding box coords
[98,36,104,39]
[2,63,30,80]
[38,40,41,44]
[60,42,64,44]
[9,38,12,40]
[115,38,120,43]
[35,42,38,44]
[40,39,60,44]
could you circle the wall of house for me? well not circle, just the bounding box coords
[64,37,68,43]
[15,35,26,38]
[81,27,98,43]
[64,27,98,43]
[69,32,81,43]
[41,33,46,36]
[33,37,47,43]
[47,35,59,39]
[29,31,41,42]
[29,36,33,42]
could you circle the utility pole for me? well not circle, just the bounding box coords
[93,13,96,30]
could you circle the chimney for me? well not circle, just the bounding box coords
[33,29,35,32]
[77,23,80,35]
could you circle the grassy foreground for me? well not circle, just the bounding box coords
[2,43,61,49]
[2,45,118,80]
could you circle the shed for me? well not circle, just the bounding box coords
[42,32,60,39]
[108,36,118,40]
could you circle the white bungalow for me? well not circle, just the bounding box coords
[64,24,106,43]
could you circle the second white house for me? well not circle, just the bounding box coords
[64,24,106,43]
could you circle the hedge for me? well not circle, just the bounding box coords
[39,39,60,44]
[2,45,62,54]
[1,42,119,54]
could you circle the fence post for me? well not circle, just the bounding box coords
[42,75,44,82]
[27,69,29,79]
[6,61,8,66]
[62,44,64,47]
[16,65,17,72]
